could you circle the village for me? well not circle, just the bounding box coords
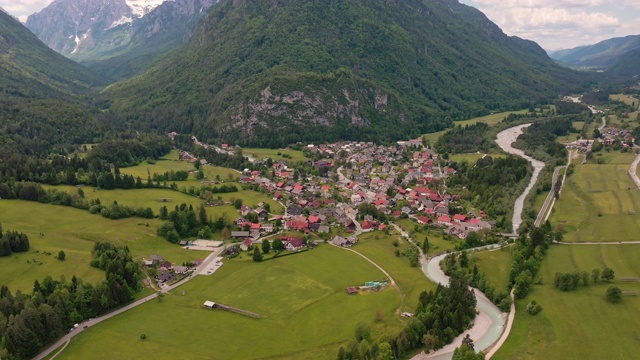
[145,134,499,286]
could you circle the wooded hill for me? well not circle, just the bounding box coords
[0,10,103,156]
[102,0,588,147]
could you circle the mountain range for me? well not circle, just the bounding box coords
[101,0,586,147]
[550,35,640,70]
[26,0,218,80]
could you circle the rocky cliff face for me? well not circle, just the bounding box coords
[26,0,140,55]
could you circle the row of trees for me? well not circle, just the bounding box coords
[338,273,476,359]
[554,267,615,291]
[0,242,141,359]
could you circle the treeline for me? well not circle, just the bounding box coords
[442,250,512,312]
[0,225,30,257]
[0,243,141,359]
[448,155,532,230]
[555,101,589,115]
[0,135,170,189]
[435,122,495,155]
[86,134,171,167]
[157,203,231,242]
[338,273,476,359]
[554,267,615,291]
[509,223,559,299]
[0,182,155,220]
[152,170,189,182]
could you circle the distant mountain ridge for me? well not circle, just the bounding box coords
[550,35,640,69]
[26,0,218,81]
[103,0,586,147]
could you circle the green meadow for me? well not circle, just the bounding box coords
[472,247,512,292]
[494,244,640,360]
[244,147,309,163]
[610,94,638,106]
[551,152,640,242]
[395,219,459,254]
[356,232,436,311]
[0,200,202,293]
[57,245,404,360]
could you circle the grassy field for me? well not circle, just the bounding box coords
[394,219,459,254]
[449,153,505,164]
[472,247,512,292]
[422,109,529,143]
[356,232,436,311]
[494,244,640,360]
[244,148,309,163]
[0,200,202,293]
[610,94,638,107]
[44,185,283,219]
[551,152,640,242]
[57,245,404,360]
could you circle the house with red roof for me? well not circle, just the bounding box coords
[417,216,432,225]
[453,214,467,223]
[437,215,452,226]
[240,239,253,251]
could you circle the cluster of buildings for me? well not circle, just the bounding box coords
[145,254,201,286]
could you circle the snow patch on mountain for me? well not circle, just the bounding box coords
[126,0,171,18]
[109,15,133,29]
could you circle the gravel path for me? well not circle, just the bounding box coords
[495,124,545,234]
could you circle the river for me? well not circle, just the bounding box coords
[495,124,545,234]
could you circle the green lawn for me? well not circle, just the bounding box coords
[57,245,403,360]
[356,232,436,311]
[494,244,640,360]
[551,152,640,242]
[472,247,512,292]
[422,109,529,143]
[244,148,309,163]
[395,219,459,254]
[0,200,202,293]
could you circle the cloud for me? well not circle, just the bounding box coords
[0,0,53,21]
[462,0,638,50]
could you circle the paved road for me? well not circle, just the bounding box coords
[33,245,229,360]
[628,151,640,189]
[393,222,508,360]
[495,124,546,234]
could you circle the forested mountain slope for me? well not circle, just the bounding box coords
[0,10,102,155]
[103,0,587,147]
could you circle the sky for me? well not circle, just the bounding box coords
[460,0,640,51]
[1,0,639,51]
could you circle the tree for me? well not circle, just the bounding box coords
[140,334,147,340]
[606,285,622,303]
[601,267,615,282]
[234,198,243,209]
[273,238,284,251]
[459,251,469,268]
[591,268,600,283]
[252,247,263,262]
[377,342,394,360]
[199,204,208,225]
[57,251,65,261]
[262,240,271,254]
[422,235,430,254]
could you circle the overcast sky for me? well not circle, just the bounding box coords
[1,0,639,51]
